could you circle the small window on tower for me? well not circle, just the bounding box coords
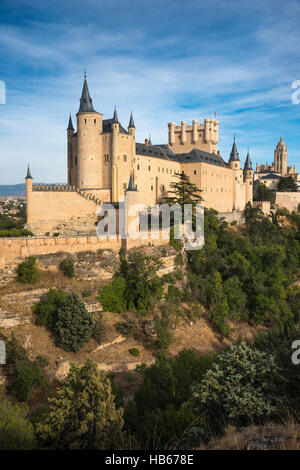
[123,155,127,162]
[94,119,96,124]
[194,170,197,175]
[148,166,151,171]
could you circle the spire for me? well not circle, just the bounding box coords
[78,72,95,113]
[244,149,252,170]
[128,110,135,128]
[229,137,240,162]
[67,114,74,130]
[25,164,32,180]
[112,106,118,123]
[126,171,137,191]
[148,134,152,145]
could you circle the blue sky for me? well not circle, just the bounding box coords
[0,0,300,184]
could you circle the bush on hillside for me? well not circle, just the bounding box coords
[99,277,127,313]
[16,256,40,284]
[59,258,75,278]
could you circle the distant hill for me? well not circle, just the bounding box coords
[0,184,26,197]
[0,183,66,197]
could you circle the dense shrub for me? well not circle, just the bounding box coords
[190,342,281,440]
[115,319,137,337]
[125,349,217,448]
[99,277,127,313]
[59,258,75,278]
[0,399,36,450]
[120,252,164,314]
[33,289,94,352]
[129,348,140,356]
[54,292,95,352]
[0,228,33,237]
[5,335,48,403]
[92,314,108,344]
[32,288,68,329]
[36,360,124,450]
[16,256,40,284]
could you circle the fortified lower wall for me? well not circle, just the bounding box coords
[0,227,171,268]
[271,192,300,212]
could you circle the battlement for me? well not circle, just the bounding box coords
[32,184,75,192]
[168,118,219,154]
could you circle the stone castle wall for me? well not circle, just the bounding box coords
[271,192,300,212]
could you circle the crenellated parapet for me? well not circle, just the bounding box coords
[32,184,76,192]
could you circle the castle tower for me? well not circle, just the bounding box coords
[274,137,287,176]
[25,165,33,224]
[168,118,219,153]
[76,73,103,189]
[67,114,74,186]
[111,107,120,202]
[123,171,141,250]
[243,150,253,204]
[229,138,241,209]
[128,111,136,168]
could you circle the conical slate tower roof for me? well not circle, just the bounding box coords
[112,106,119,123]
[78,75,95,113]
[25,164,32,179]
[229,138,240,162]
[244,150,252,170]
[128,111,135,128]
[126,171,137,191]
[67,114,74,130]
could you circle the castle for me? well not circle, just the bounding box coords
[254,137,300,191]
[25,74,254,236]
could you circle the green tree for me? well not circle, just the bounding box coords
[32,288,68,329]
[191,341,281,437]
[277,176,298,192]
[99,276,127,313]
[254,181,272,201]
[120,252,163,314]
[165,172,203,208]
[0,399,36,450]
[16,256,40,284]
[59,258,75,278]
[54,292,95,352]
[36,360,124,450]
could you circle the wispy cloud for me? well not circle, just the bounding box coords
[0,0,299,183]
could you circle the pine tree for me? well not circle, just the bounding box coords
[165,172,203,208]
[36,360,124,450]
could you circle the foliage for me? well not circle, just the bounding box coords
[5,334,48,402]
[115,319,137,337]
[120,252,164,315]
[0,399,36,450]
[188,206,300,328]
[125,349,217,448]
[8,364,48,403]
[54,292,95,352]
[92,314,108,344]
[33,288,68,329]
[59,258,75,278]
[254,321,300,414]
[0,228,32,237]
[190,342,281,439]
[165,172,203,211]
[81,289,93,298]
[99,276,127,313]
[129,348,140,356]
[254,181,272,201]
[33,290,94,352]
[277,176,298,192]
[35,360,124,450]
[16,256,40,284]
